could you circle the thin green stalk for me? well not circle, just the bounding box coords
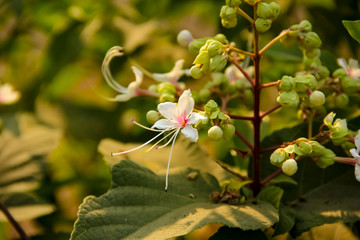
[235,7,254,24]
[259,29,290,55]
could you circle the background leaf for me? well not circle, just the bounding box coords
[343,20,360,44]
[70,160,278,240]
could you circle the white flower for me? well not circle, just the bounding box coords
[152,59,187,84]
[112,89,206,190]
[0,83,20,105]
[337,58,360,81]
[350,130,360,182]
[102,46,143,101]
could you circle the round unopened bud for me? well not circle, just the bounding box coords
[177,30,194,47]
[341,76,360,94]
[226,0,241,7]
[210,55,227,72]
[316,149,335,168]
[255,18,272,32]
[309,90,325,107]
[188,38,208,55]
[190,65,202,79]
[158,82,176,95]
[317,65,330,79]
[220,5,236,21]
[277,91,300,108]
[214,34,228,44]
[279,75,295,91]
[146,110,160,124]
[305,32,322,49]
[281,159,298,176]
[193,51,210,65]
[270,2,281,19]
[208,126,223,141]
[148,84,158,93]
[207,40,224,57]
[159,93,175,103]
[294,141,313,156]
[332,68,347,78]
[221,18,237,28]
[222,124,235,140]
[305,48,321,59]
[335,93,349,108]
[299,20,312,32]
[257,2,274,19]
[270,148,288,167]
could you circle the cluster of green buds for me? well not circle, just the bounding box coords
[198,100,235,141]
[270,137,335,175]
[323,112,349,145]
[148,82,177,103]
[220,0,241,28]
[188,34,229,56]
[277,74,325,108]
[286,20,322,58]
[333,67,360,95]
[190,39,228,79]
[303,56,330,80]
[255,2,280,32]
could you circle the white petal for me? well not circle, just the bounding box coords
[350,148,360,159]
[181,125,198,142]
[348,58,359,69]
[114,93,133,102]
[355,130,360,152]
[177,89,194,117]
[152,119,177,130]
[158,102,178,119]
[152,59,185,83]
[337,58,348,70]
[355,163,360,182]
[131,66,143,85]
[187,112,207,125]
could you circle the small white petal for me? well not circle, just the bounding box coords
[152,59,185,83]
[158,102,178,119]
[181,125,198,142]
[350,148,360,159]
[348,59,359,69]
[152,119,177,130]
[337,58,348,70]
[187,112,207,125]
[355,130,360,152]
[355,163,360,182]
[177,89,194,117]
[131,66,143,85]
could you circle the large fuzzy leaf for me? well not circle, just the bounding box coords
[71,160,278,240]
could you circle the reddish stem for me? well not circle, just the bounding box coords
[230,58,255,87]
[228,114,254,121]
[0,201,29,240]
[235,129,254,151]
[260,104,282,118]
[261,168,283,186]
[260,144,286,153]
[261,81,279,88]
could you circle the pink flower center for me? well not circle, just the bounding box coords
[175,112,188,128]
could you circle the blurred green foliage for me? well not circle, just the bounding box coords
[0,0,359,238]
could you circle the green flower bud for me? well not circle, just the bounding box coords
[159,93,175,103]
[317,65,330,79]
[335,93,349,108]
[277,91,300,108]
[282,159,298,176]
[221,18,237,28]
[279,75,295,91]
[199,88,211,102]
[305,48,321,59]
[214,34,228,44]
[332,68,347,78]
[257,3,274,19]
[289,24,299,37]
[148,84,158,93]
[270,148,288,167]
[316,149,335,168]
[294,141,313,156]
[204,100,219,114]
[220,5,236,21]
[299,20,312,32]
[309,90,325,107]
[226,0,241,7]
[255,18,272,32]
[309,140,326,155]
[190,65,202,79]
[341,76,360,94]
[222,124,235,140]
[305,32,322,49]
[206,40,224,57]
[193,51,210,65]
[177,30,194,47]
[210,55,227,72]
[158,82,176,95]
[270,2,281,19]
[208,125,223,141]
[294,74,317,91]
[284,144,295,154]
[330,118,348,139]
[188,38,208,55]
[146,110,160,124]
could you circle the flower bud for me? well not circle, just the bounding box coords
[294,74,317,92]
[190,65,202,79]
[214,34,228,44]
[309,90,325,107]
[323,112,335,127]
[277,91,300,108]
[255,18,272,32]
[335,93,349,108]
[148,84,158,93]
[279,75,295,91]
[193,51,210,65]
[330,118,348,139]
[208,125,223,141]
[222,124,235,140]
[299,20,312,32]
[270,148,288,167]
[210,55,227,72]
[226,0,241,7]
[146,110,160,124]
[207,40,224,57]
[220,5,236,21]
[204,100,219,114]
[177,30,194,47]
[294,141,313,156]
[282,159,298,176]
[159,93,175,103]
[332,68,347,78]
[257,3,273,19]
[289,24,299,37]
[221,18,237,28]
[188,38,208,55]
[316,149,335,168]
[305,48,321,59]
[341,76,360,94]
[305,32,322,49]
[317,65,330,79]
[158,82,176,95]
[270,2,281,19]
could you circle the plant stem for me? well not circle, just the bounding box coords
[261,169,283,186]
[229,58,255,87]
[308,115,313,138]
[235,7,254,24]
[235,129,254,151]
[213,159,250,181]
[228,114,254,121]
[260,104,282,118]
[260,144,287,153]
[251,5,262,196]
[228,46,255,57]
[259,29,290,55]
[0,201,29,240]
[261,80,279,88]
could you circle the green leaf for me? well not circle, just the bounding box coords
[273,204,296,236]
[257,186,284,209]
[71,160,279,240]
[290,172,360,236]
[343,20,360,44]
[98,137,231,181]
[268,174,298,186]
[209,226,267,240]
